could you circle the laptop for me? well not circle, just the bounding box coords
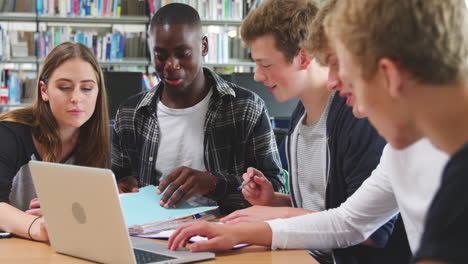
[29,160,215,264]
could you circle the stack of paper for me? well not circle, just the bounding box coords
[119,185,218,234]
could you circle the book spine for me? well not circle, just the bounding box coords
[37,0,44,15]
[0,70,8,104]
[142,74,151,90]
[7,73,20,104]
[73,0,78,15]
[105,34,112,60]
[85,0,91,15]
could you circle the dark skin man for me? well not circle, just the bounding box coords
[118,24,216,208]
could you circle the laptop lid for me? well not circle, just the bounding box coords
[29,161,214,264]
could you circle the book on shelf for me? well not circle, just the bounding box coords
[0,28,36,61]
[148,0,243,21]
[142,72,160,89]
[0,0,252,70]
[119,185,218,235]
[0,70,8,104]
[14,0,36,12]
[0,69,35,105]
[0,0,16,12]
[0,86,7,104]
[7,73,21,104]
[35,0,147,17]
[204,30,249,64]
[34,29,147,62]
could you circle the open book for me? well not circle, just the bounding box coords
[119,185,218,234]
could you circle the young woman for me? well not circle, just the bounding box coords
[0,42,110,242]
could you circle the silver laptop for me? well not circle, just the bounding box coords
[29,160,215,264]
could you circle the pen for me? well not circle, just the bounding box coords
[236,174,258,191]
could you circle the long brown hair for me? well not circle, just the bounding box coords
[0,42,110,168]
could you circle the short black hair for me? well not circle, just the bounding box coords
[150,3,201,31]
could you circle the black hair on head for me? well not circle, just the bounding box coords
[150,3,201,31]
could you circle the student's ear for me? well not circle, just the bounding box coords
[378,58,404,99]
[201,35,208,56]
[39,81,49,102]
[298,49,312,70]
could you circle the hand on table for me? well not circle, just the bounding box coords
[157,166,215,208]
[118,176,139,193]
[220,205,296,224]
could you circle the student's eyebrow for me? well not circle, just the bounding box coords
[55,78,72,82]
[80,80,96,84]
[254,58,271,63]
[55,78,95,84]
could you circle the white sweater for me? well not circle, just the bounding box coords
[267,138,448,253]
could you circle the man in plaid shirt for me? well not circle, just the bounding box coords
[112,3,284,213]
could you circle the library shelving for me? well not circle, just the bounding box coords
[0,0,256,107]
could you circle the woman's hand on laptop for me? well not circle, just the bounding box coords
[167,221,239,252]
[157,166,215,208]
[117,176,139,193]
[168,220,273,252]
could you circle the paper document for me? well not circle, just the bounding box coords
[119,185,218,234]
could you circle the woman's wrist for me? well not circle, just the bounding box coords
[28,216,42,241]
[285,207,313,218]
[235,222,273,246]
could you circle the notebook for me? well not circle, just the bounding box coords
[29,161,215,264]
[119,185,218,234]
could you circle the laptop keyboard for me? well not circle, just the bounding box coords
[133,248,176,264]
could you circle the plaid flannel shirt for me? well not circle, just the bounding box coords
[111,68,285,212]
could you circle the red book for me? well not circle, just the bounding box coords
[0,86,8,104]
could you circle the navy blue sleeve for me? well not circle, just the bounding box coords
[327,94,393,248]
[413,143,468,264]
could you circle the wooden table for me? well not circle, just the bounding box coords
[0,237,317,263]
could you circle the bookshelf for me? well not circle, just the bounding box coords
[0,0,256,107]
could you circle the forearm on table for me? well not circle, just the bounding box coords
[233,222,273,246]
[266,208,370,250]
[0,202,37,239]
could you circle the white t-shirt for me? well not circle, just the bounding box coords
[293,93,334,212]
[267,138,448,253]
[155,88,216,206]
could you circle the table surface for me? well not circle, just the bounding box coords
[0,237,318,264]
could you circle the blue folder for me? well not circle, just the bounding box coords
[119,185,218,227]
